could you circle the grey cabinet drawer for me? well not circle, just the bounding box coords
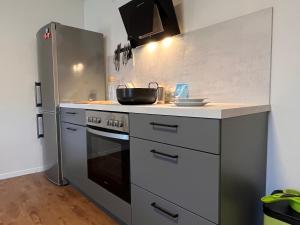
[129,113,220,154]
[131,138,219,223]
[60,107,86,126]
[132,185,215,225]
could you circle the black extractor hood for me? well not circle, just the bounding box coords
[119,0,180,48]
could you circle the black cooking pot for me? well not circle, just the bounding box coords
[116,82,158,105]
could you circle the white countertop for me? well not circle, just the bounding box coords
[60,102,270,119]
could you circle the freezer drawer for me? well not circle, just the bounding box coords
[132,185,215,225]
[129,113,220,154]
[131,137,220,223]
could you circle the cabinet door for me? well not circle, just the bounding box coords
[61,122,87,187]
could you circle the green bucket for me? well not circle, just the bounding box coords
[262,189,300,225]
[264,215,290,225]
[262,189,300,214]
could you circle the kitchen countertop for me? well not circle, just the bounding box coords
[60,102,271,119]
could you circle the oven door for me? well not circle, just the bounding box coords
[87,127,130,203]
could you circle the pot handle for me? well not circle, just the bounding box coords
[148,82,159,89]
[117,84,127,89]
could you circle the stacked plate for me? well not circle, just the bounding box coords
[174,98,209,107]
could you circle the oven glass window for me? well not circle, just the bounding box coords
[87,130,130,203]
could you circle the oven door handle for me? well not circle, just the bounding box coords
[87,128,129,141]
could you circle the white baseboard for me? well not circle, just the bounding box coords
[0,166,45,180]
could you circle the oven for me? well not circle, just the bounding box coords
[86,110,130,203]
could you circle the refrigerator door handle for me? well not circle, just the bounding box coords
[36,114,44,138]
[35,82,42,107]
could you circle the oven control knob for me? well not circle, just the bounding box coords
[97,118,101,124]
[88,117,93,122]
[119,122,124,127]
[107,120,113,126]
[113,120,119,127]
[92,117,98,123]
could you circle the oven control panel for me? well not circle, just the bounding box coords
[86,110,129,133]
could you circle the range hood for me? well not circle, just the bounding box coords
[119,0,180,48]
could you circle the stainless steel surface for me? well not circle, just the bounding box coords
[41,111,64,185]
[37,23,58,112]
[87,128,129,140]
[56,25,106,102]
[86,110,129,133]
[36,22,106,186]
[157,87,165,104]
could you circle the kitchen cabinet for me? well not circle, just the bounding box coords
[130,112,268,225]
[131,137,219,222]
[60,107,131,225]
[59,105,268,225]
[60,108,87,188]
[130,113,220,154]
[60,122,87,187]
[60,107,86,126]
[131,185,215,225]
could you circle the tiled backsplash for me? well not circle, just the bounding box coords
[107,8,273,104]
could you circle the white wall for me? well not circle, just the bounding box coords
[84,0,300,193]
[0,0,84,179]
[84,0,129,55]
[106,9,273,105]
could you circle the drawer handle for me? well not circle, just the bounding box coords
[66,127,77,132]
[65,112,77,115]
[151,202,179,219]
[150,150,179,159]
[150,122,178,129]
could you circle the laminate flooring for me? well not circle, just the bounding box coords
[0,173,119,225]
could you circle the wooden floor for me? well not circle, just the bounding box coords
[0,173,119,225]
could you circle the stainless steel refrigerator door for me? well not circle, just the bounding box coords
[40,111,64,185]
[36,23,59,112]
[56,25,106,102]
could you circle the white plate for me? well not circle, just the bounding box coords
[175,102,209,107]
[175,98,207,103]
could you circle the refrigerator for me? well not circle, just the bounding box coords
[35,22,106,185]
